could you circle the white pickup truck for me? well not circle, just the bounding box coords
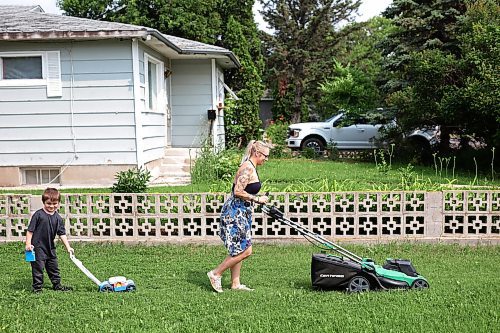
[286,113,438,152]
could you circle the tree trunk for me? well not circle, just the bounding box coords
[292,79,304,123]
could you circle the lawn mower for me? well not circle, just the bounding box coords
[70,253,136,292]
[262,205,429,292]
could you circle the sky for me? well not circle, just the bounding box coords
[0,0,393,23]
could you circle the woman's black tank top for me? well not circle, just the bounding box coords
[232,160,261,195]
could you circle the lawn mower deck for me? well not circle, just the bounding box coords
[263,205,429,292]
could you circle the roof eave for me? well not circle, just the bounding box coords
[0,30,147,41]
[148,31,241,68]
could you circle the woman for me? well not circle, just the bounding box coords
[207,140,270,292]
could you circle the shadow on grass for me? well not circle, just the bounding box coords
[186,270,214,292]
[9,278,32,291]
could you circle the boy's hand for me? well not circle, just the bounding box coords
[67,247,74,254]
[25,244,34,251]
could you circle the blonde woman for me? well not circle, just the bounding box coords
[207,140,270,292]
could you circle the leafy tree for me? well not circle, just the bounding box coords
[318,17,395,120]
[219,1,265,147]
[381,0,499,155]
[380,0,469,153]
[319,61,381,118]
[454,0,499,147]
[58,0,222,44]
[260,0,361,123]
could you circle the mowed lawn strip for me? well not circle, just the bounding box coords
[1,242,499,333]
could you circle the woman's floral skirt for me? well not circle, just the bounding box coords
[219,196,252,256]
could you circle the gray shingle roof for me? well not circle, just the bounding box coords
[0,5,148,33]
[0,5,239,67]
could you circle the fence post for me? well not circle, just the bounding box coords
[426,192,443,239]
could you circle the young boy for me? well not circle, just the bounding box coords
[25,188,74,293]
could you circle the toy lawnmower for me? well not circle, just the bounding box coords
[70,253,136,292]
[262,205,429,292]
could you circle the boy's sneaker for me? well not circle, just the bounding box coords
[53,285,73,292]
[32,288,42,294]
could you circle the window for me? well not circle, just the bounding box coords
[144,53,164,112]
[2,56,42,79]
[148,61,158,110]
[23,169,60,185]
[0,51,62,97]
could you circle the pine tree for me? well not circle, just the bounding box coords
[260,0,361,123]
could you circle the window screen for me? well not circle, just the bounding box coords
[148,61,158,110]
[23,169,60,185]
[2,56,43,79]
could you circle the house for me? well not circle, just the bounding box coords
[0,5,239,187]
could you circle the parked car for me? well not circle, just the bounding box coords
[286,113,438,152]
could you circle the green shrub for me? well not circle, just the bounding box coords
[111,167,151,193]
[191,145,241,183]
[300,147,321,159]
[265,117,289,146]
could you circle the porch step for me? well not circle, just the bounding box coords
[148,148,199,186]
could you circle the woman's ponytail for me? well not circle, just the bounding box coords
[241,140,256,164]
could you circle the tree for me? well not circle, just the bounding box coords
[319,61,381,118]
[317,16,395,120]
[380,0,468,153]
[454,0,499,147]
[58,0,222,44]
[260,0,361,123]
[221,12,265,147]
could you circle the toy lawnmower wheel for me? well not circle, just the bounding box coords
[411,279,429,290]
[347,276,370,292]
[100,283,113,292]
[126,284,136,292]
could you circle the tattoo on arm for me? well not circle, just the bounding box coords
[233,164,255,201]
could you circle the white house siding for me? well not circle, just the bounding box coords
[170,59,213,147]
[0,40,137,166]
[137,43,168,163]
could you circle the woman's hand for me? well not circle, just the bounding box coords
[256,195,269,204]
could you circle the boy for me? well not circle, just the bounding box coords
[25,188,74,293]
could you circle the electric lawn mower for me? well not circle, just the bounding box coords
[262,205,429,292]
[70,253,136,292]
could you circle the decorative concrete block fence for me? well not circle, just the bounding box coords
[1,191,498,244]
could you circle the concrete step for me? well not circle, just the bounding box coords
[163,148,200,157]
[160,156,192,165]
[149,175,191,186]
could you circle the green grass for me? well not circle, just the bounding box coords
[1,243,499,332]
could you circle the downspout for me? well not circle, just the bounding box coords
[210,59,217,150]
[132,39,144,167]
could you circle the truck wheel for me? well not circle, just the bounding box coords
[411,279,429,290]
[301,138,325,152]
[347,276,370,292]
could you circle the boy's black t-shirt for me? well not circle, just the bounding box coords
[27,209,66,260]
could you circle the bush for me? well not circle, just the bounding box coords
[265,117,289,146]
[191,145,241,183]
[111,167,151,193]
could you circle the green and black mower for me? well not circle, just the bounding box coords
[262,205,429,292]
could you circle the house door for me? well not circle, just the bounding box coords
[145,53,169,147]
